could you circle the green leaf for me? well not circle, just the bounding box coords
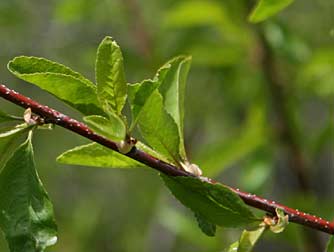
[83,114,126,141]
[0,124,31,169]
[249,0,294,23]
[224,241,239,252]
[270,208,288,233]
[0,131,57,251]
[95,36,127,115]
[136,141,170,164]
[162,175,256,228]
[298,49,334,98]
[128,61,171,131]
[0,110,20,124]
[136,90,181,165]
[57,142,143,168]
[128,79,160,131]
[8,56,102,115]
[194,212,216,237]
[159,56,191,160]
[327,236,334,252]
[237,226,266,252]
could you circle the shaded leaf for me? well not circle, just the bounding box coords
[8,56,102,115]
[237,226,266,252]
[95,36,127,115]
[0,131,57,251]
[249,0,294,23]
[159,56,191,160]
[327,236,334,252]
[194,212,216,237]
[0,124,31,169]
[0,110,20,124]
[83,114,126,141]
[57,142,143,168]
[162,175,256,228]
[137,90,181,164]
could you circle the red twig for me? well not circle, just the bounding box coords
[0,83,333,235]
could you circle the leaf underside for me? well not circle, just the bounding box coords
[162,175,256,228]
[0,132,57,252]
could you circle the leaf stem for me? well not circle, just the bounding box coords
[0,83,333,235]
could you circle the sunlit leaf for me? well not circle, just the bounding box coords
[237,226,266,252]
[95,36,127,115]
[0,131,57,251]
[270,208,288,233]
[223,241,239,252]
[162,175,256,228]
[159,56,191,160]
[128,79,160,131]
[327,236,334,252]
[8,56,102,115]
[137,90,181,165]
[0,124,30,169]
[57,142,143,168]
[249,0,294,23]
[83,114,126,141]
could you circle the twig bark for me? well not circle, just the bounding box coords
[0,83,333,235]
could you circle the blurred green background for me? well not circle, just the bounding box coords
[0,0,333,251]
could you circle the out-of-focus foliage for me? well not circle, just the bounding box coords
[0,0,333,251]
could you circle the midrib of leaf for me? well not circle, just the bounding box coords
[8,56,95,88]
[19,72,97,92]
[98,42,125,114]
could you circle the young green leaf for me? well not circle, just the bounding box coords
[136,141,170,164]
[83,114,126,141]
[270,208,289,233]
[249,0,294,23]
[0,124,31,169]
[326,236,334,252]
[127,61,170,131]
[128,79,160,131]
[194,212,216,237]
[57,142,143,168]
[0,131,57,252]
[8,56,102,115]
[95,36,127,115]
[161,175,256,228]
[137,90,181,165]
[158,56,191,160]
[237,226,266,252]
[223,241,239,252]
[0,110,20,123]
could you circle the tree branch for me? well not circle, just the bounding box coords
[0,83,333,235]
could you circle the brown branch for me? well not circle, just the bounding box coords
[0,83,333,235]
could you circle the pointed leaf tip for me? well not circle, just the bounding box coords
[95,36,127,115]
